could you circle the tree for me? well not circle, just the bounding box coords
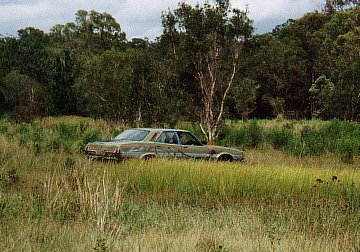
[309,75,335,118]
[75,48,163,124]
[314,6,360,120]
[0,37,19,79]
[17,27,49,84]
[46,10,128,116]
[75,49,133,121]
[161,0,253,142]
[231,78,259,121]
[2,71,44,120]
[50,10,126,55]
[325,0,359,13]
[45,49,77,115]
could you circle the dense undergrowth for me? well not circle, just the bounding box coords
[0,116,359,251]
[1,116,359,163]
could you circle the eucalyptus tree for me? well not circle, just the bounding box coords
[2,71,44,120]
[47,10,127,115]
[75,47,163,124]
[161,0,253,142]
[325,0,359,13]
[75,49,134,121]
[50,10,126,55]
[231,78,259,121]
[0,37,18,79]
[314,6,360,121]
[16,27,49,84]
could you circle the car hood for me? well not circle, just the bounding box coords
[206,145,243,154]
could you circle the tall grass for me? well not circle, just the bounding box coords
[0,116,359,251]
[220,119,360,163]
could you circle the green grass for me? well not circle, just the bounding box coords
[0,117,359,251]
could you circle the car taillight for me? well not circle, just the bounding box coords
[85,146,89,153]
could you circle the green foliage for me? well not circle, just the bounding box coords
[161,0,253,141]
[0,5,359,133]
[218,120,263,148]
[2,71,44,121]
[218,126,249,148]
[246,120,264,148]
[75,48,166,124]
[0,113,15,123]
[268,128,294,150]
[309,75,335,118]
[0,124,8,134]
[218,119,359,163]
[336,137,358,163]
[231,78,259,120]
[301,126,327,155]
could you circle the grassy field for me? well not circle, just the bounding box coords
[0,117,359,251]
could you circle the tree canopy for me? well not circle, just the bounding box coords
[0,3,359,133]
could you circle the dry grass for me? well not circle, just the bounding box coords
[0,117,359,251]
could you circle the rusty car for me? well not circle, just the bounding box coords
[85,128,244,162]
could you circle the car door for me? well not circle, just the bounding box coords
[154,131,183,158]
[177,131,210,159]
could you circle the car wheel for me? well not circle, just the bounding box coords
[218,154,233,162]
[142,154,156,160]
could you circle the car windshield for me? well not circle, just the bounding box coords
[113,129,150,141]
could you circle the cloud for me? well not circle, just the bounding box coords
[0,0,324,39]
[233,0,324,33]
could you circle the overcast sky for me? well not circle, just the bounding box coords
[0,0,324,40]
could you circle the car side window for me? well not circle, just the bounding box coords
[156,132,179,144]
[178,132,202,146]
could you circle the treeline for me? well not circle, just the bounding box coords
[0,1,359,127]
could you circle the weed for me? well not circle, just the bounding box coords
[93,236,108,252]
[0,168,20,192]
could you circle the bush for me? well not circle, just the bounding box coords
[336,137,359,164]
[218,126,249,148]
[0,125,8,135]
[0,113,15,123]
[246,120,263,148]
[301,126,327,156]
[55,123,79,140]
[268,129,294,150]
[78,129,101,152]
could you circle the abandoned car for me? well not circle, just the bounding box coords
[85,128,244,162]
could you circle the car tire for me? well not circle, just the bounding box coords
[218,154,233,162]
[142,154,156,160]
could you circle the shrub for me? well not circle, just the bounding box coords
[0,125,8,135]
[301,126,327,156]
[55,123,79,140]
[336,137,359,164]
[268,129,294,150]
[218,126,249,148]
[78,129,101,152]
[246,120,263,148]
[0,113,15,123]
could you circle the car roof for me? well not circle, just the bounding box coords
[131,128,190,133]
